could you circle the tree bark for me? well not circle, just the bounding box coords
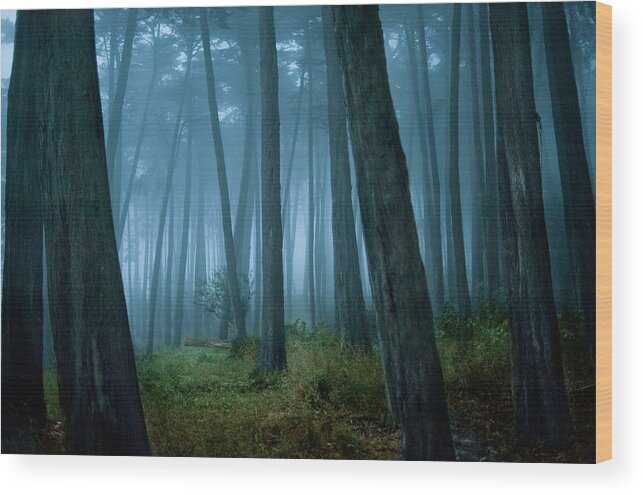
[490,2,573,445]
[1,10,47,453]
[541,2,596,364]
[447,4,472,319]
[306,31,317,330]
[174,109,193,347]
[254,6,287,375]
[416,5,445,313]
[333,4,454,461]
[35,9,150,454]
[200,9,247,340]
[321,6,369,347]
[478,4,501,299]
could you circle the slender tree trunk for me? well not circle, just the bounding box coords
[1,10,46,453]
[105,9,137,233]
[478,4,501,299]
[333,4,454,461]
[174,108,194,347]
[146,48,192,355]
[164,192,175,346]
[253,176,262,333]
[254,6,287,375]
[490,2,573,445]
[35,9,150,454]
[118,58,158,244]
[416,5,445,313]
[306,37,317,330]
[322,7,370,346]
[447,4,472,319]
[541,2,596,364]
[200,9,247,340]
[466,4,485,309]
[193,159,207,337]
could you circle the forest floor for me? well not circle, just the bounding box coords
[40,307,595,462]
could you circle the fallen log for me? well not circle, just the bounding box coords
[184,337,231,349]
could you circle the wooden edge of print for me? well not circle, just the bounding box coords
[595,0,612,464]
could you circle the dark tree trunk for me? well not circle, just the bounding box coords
[333,4,454,461]
[164,193,175,347]
[174,109,194,347]
[321,6,369,347]
[542,2,596,364]
[466,4,485,309]
[105,9,137,233]
[194,166,207,337]
[447,4,472,319]
[35,9,150,454]
[1,10,47,453]
[254,6,287,375]
[200,9,247,340]
[478,4,501,299]
[490,2,573,445]
[306,34,317,330]
[416,5,445,313]
[146,47,192,355]
[253,176,262,333]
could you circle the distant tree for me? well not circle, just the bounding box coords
[254,6,287,375]
[447,4,472,320]
[415,5,445,313]
[478,3,501,298]
[105,8,138,235]
[333,4,454,460]
[490,2,573,445]
[147,19,194,354]
[465,4,485,309]
[200,8,247,340]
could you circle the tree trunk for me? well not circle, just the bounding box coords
[164,192,175,346]
[466,4,486,309]
[416,5,445,313]
[490,2,573,445]
[35,9,150,454]
[200,9,247,340]
[306,33,317,330]
[174,109,193,347]
[117,56,158,244]
[333,4,454,461]
[447,4,472,319]
[105,9,138,233]
[541,2,596,364]
[254,6,287,375]
[478,4,501,299]
[321,7,370,346]
[146,47,192,355]
[1,10,47,453]
[194,165,207,337]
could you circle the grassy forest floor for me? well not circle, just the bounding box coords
[40,305,596,462]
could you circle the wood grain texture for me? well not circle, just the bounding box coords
[596,1,612,464]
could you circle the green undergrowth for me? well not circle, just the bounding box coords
[40,308,594,462]
[138,322,398,459]
[436,301,596,462]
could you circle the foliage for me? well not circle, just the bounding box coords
[194,267,253,323]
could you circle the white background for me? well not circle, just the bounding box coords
[1,0,640,493]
